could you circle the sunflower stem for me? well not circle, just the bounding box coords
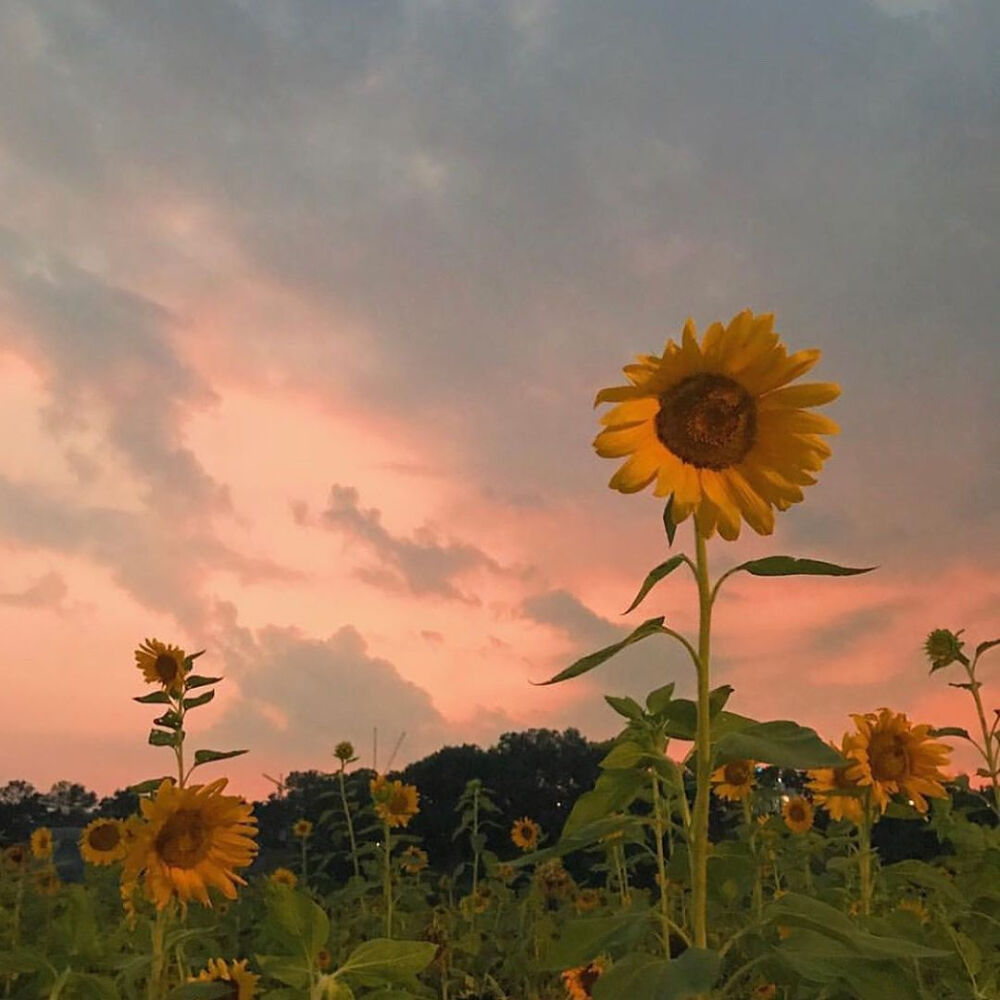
[691,522,713,955]
[858,797,873,917]
[650,771,671,960]
[963,652,1000,819]
[383,821,393,939]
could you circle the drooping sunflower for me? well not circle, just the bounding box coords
[400,845,429,874]
[79,818,128,865]
[594,310,839,539]
[30,827,53,859]
[134,638,188,695]
[781,796,814,834]
[291,819,313,839]
[373,780,420,828]
[807,737,865,825]
[844,708,951,814]
[268,867,297,888]
[121,778,258,910]
[510,816,541,851]
[561,957,607,1000]
[710,759,756,802]
[190,958,259,1000]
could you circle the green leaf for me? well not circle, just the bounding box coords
[133,690,172,704]
[183,689,215,709]
[623,555,688,614]
[662,496,677,546]
[714,721,846,769]
[129,777,171,794]
[928,726,971,741]
[254,955,310,990]
[0,948,53,974]
[337,939,437,986]
[148,728,179,748]
[192,748,248,766]
[267,889,330,956]
[538,914,649,970]
[166,984,231,1000]
[561,770,646,839]
[600,741,651,770]
[975,638,1000,659]
[534,618,666,686]
[733,556,876,578]
[184,674,222,689]
[592,948,720,1000]
[604,695,645,721]
[153,711,182,730]
[661,689,738,741]
[645,683,676,716]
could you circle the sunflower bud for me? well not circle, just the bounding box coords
[333,740,356,763]
[924,629,965,671]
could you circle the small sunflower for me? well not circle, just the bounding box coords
[923,629,965,671]
[751,985,778,1000]
[292,819,313,839]
[79,818,128,865]
[510,816,541,851]
[844,708,951,814]
[898,897,930,924]
[269,867,297,888]
[121,777,258,911]
[535,858,575,901]
[400,845,429,874]
[1,843,29,870]
[333,740,356,763]
[574,888,601,914]
[134,638,188,695]
[30,827,53,860]
[373,780,420,828]
[34,865,61,896]
[781,796,814,834]
[561,958,607,1000]
[496,862,516,882]
[807,737,865,825]
[594,310,839,539]
[315,947,332,971]
[190,958,259,1000]
[710,759,756,802]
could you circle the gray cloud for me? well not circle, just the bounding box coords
[520,589,623,649]
[0,571,68,611]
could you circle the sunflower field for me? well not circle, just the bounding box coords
[1,312,997,1000]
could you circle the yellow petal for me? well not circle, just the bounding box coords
[594,423,654,458]
[699,470,742,539]
[721,468,775,535]
[608,450,661,493]
[743,348,822,395]
[759,382,841,410]
[759,409,840,436]
[598,396,660,427]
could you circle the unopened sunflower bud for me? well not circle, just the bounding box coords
[333,740,356,762]
[924,629,965,671]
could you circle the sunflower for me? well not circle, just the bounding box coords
[400,845,429,874]
[291,819,313,839]
[121,777,258,911]
[373,780,420,828]
[751,985,778,1000]
[269,867,297,888]
[510,816,541,851]
[807,737,865,825]
[898,897,931,924]
[79,818,128,865]
[190,958,259,1000]
[1,843,28,870]
[315,947,332,971]
[535,858,575,901]
[844,708,951,814]
[781,796,814,834]
[594,310,839,539]
[574,888,601,914]
[333,740,356,763]
[30,827,53,859]
[134,638,188,695]
[710,759,756,802]
[34,865,61,895]
[561,958,607,1000]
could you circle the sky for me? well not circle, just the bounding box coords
[1,0,997,801]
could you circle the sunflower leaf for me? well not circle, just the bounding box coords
[623,555,689,614]
[975,638,1000,659]
[129,777,171,794]
[184,649,207,663]
[534,617,666,686]
[192,748,248,767]
[592,948,721,1000]
[183,690,215,709]
[153,712,182,730]
[662,496,677,546]
[184,674,222,689]
[133,690,172,704]
[604,695,645,720]
[713,720,846,769]
[928,726,971,741]
[733,556,876,578]
[166,984,231,1000]
[148,728,179,748]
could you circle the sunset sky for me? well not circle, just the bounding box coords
[1,0,996,801]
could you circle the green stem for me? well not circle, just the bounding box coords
[650,772,671,960]
[963,655,1000,818]
[384,822,393,938]
[338,766,362,881]
[743,797,763,918]
[691,523,712,951]
[470,784,480,934]
[147,905,171,1000]
[858,798,873,917]
[301,837,309,885]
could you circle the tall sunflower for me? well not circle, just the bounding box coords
[807,737,865,825]
[121,778,258,910]
[710,759,756,802]
[372,779,420,828]
[30,827,53,860]
[79,818,128,866]
[510,816,541,851]
[781,796,814,834]
[844,708,951,814]
[190,958,259,1000]
[594,310,839,539]
[134,638,188,695]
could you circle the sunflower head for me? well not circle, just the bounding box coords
[751,985,778,1000]
[561,958,607,1000]
[34,865,61,896]
[80,818,128,865]
[191,958,259,1000]
[807,737,865,825]
[400,845,429,874]
[574,888,601,914]
[535,858,575,901]
[333,740,356,763]
[2,843,29,870]
[924,629,965,671]
[845,708,951,814]
[122,777,258,911]
[510,816,541,851]
[134,638,189,694]
[30,827,53,860]
[710,759,756,802]
[781,796,814,834]
[292,819,313,839]
[315,948,331,971]
[898,897,931,924]
[373,780,420,828]
[594,310,839,539]
[269,867,297,888]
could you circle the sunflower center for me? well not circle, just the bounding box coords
[88,823,121,852]
[788,802,807,822]
[724,761,751,785]
[154,653,178,685]
[155,809,209,867]
[869,733,909,781]
[655,373,756,469]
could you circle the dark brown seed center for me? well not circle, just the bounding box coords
[870,734,908,781]
[656,373,756,469]
[88,823,121,852]
[724,761,751,785]
[154,653,178,684]
[155,809,207,867]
